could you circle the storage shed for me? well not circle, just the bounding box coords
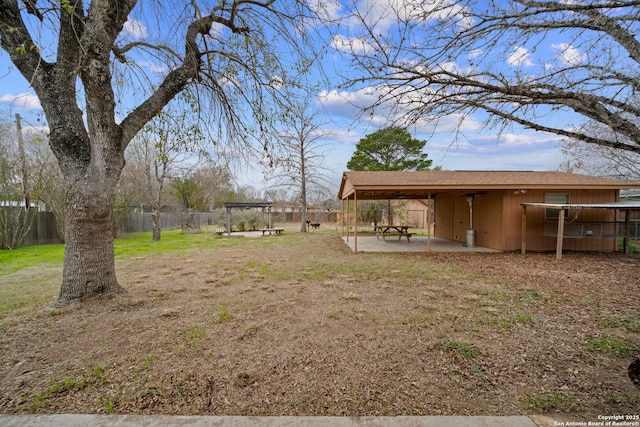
[338,170,640,253]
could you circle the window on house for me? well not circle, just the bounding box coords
[545,193,570,218]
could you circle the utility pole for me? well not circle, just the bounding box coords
[15,113,30,211]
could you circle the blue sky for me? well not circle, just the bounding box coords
[0,0,570,194]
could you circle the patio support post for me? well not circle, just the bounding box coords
[346,198,349,239]
[427,193,432,252]
[342,198,345,238]
[624,208,631,254]
[521,205,527,254]
[345,198,349,241]
[226,207,231,236]
[354,193,358,252]
[556,207,566,260]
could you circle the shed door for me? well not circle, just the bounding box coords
[453,198,469,242]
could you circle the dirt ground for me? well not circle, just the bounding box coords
[1,230,639,419]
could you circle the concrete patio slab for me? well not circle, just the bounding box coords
[341,235,501,253]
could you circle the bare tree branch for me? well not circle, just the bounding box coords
[340,0,640,155]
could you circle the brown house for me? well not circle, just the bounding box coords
[338,170,640,253]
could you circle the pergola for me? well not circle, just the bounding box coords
[521,201,640,259]
[223,202,273,235]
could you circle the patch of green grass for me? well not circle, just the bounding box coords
[591,382,639,409]
[514,314,533,324]
[618,238,640,253]
[443,340,484,359]
[113,229,222,258]
[92,364,107,381]
[0,271,59,318]
[492,318,512,330]
[99,396,116,413]
[0,243,64,275]
[599,314,640,332]
[402,312,432,326]
[0,228,251,318]
[327,309,343,319]
[141,355,154,370]
[524,289,545,305]
[587,338,636,357]
[35,365,111,405]
[46,376,87,395]
[180,325,207,347]
[217,310,234,322]
[523,392,581,413]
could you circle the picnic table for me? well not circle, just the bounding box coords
[373,225,412,242]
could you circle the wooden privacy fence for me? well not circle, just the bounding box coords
[1,210,62,247]
[3,209,339,247]
[3,211,220,247]
[118,212,219,234]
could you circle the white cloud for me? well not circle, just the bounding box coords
[318,88,380,119]
[0,93,42,111]
[468,49,483,60]
[429,131,563,171]
[552,43,586,65]
[507,46,534,67]
[331,34,374,55]
[308,0,342,21]
[208,23,225,38]
[122,18,147,39]
[136,61,167,74]
[269,75,285,89]
[347,0,471,33]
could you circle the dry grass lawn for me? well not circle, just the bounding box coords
[0,226,638,420]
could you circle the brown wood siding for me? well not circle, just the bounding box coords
[435,189,620,252]
[516,189,618,252]
[474,191,504,250]
[504,190,551,251]
[433,192,459,241]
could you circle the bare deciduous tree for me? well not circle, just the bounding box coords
[560,121,640,180]
[28,132,67,241]
[0,0,320,307]
[265,98,334,231]
[127,99,204,241]
[0,115,36,248]
[338,0,640,154]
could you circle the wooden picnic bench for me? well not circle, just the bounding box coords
[382,232,413,242]
[259,227,284,235]
[374,225,412,242]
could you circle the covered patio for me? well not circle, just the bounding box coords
[338,170,640,254]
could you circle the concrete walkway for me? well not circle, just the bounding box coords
[341,235,501,253]
[0,414,557,426]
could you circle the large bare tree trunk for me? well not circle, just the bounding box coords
[51,174,126,308]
